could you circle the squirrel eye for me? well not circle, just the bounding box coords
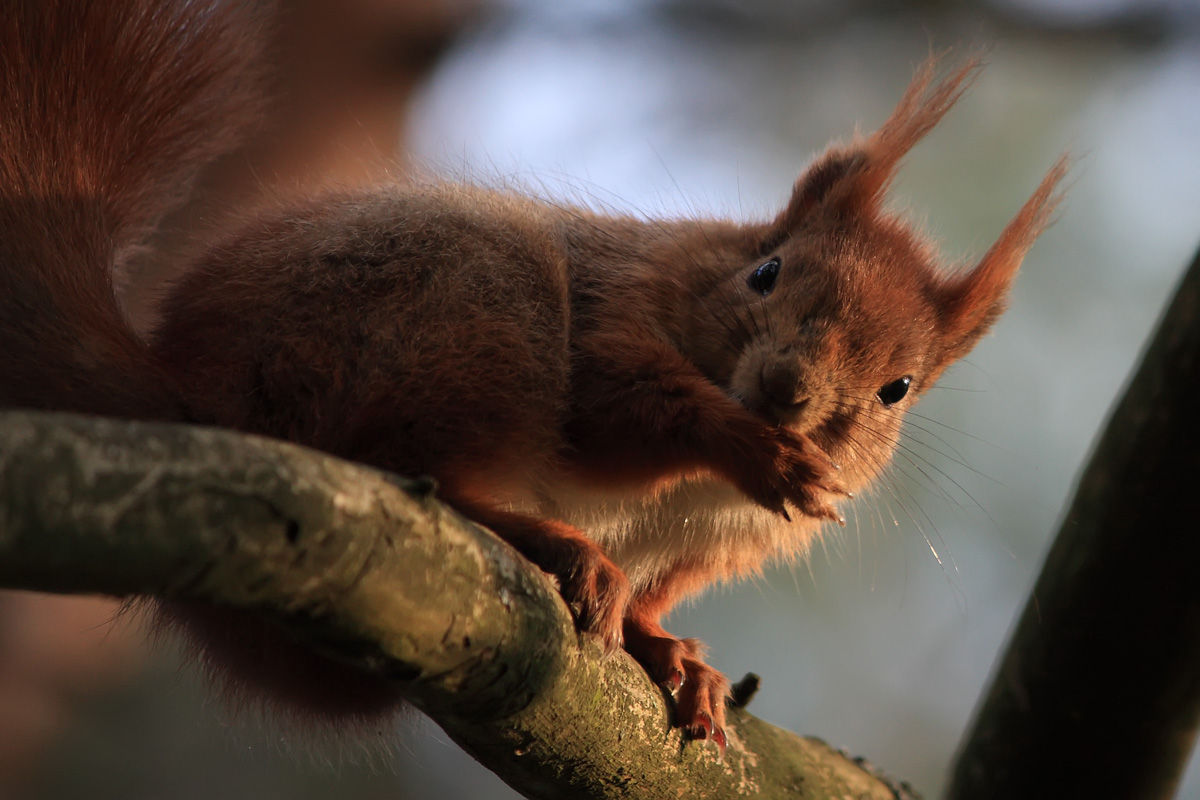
[877,376,912,407]
[747,257,781,296]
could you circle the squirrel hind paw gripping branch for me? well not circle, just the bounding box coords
[0,0,1065,747]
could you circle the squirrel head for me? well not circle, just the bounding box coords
[685,58,1067,493]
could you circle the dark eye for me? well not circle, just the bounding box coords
[747,257,781,296]
[877,376,911,407]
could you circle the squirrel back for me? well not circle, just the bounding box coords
[0,0,267,417]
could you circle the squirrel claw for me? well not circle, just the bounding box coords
[688,711,714,740]
[817,503,844,526]
[820,505,846,526]
[684,712,727,757]
[711,725,728,757]
[742,424,854,524]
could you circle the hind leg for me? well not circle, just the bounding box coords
[447,495,630,653]
[622,563,730,750]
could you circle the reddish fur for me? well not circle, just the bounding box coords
[0,0,267,418]
[159,603,407,726]
[0,1,1066,749]
[623,559,732,740]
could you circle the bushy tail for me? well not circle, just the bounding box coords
[0,0,268,418]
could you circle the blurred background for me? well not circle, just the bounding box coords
[3,0,1198,797]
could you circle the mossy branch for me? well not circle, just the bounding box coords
[0,409,910,799]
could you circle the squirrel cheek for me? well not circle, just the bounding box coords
[827,408,902,490]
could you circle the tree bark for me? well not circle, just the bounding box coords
[0,409,911,799]
[946,246,1200,799]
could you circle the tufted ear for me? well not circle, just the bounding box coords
[766,150,864,244]
[767,57,981,246]
[843,57,980,211]
[938,155,1069,357]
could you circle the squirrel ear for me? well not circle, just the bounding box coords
[938,156,1070,354]
[768,151,865,239]
[768,57,980,244]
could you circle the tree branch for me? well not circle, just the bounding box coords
[947,245,1200,799]
[0,409,910,799]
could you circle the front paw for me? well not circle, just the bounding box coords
[744,427,847,524]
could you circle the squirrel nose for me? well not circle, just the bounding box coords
[761,362,808,409]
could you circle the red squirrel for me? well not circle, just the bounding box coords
[0,0,1065,748]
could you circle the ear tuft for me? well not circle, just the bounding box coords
[768,55,981,245]
[940,154,1071,350]
[850,55,982,209]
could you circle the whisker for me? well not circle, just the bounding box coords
[839,408,994,526]
[902,409,1016,454]
[837,395,1009,488]
[830,417,972,596]
[889,417,972,468]
[734,281,764,338]
[759,293,774,339]
[927,385,986,394]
